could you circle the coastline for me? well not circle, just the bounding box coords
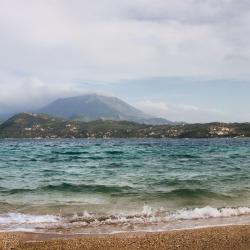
[1,225,250,250]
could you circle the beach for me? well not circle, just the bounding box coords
[0,225,250,250]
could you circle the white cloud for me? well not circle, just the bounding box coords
[0,72,86,110]
[0,1,249,121]
[0,0,250,82]
[136,100,227,123]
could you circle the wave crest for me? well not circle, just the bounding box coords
[167,206,250,220]
[1,206,250,232]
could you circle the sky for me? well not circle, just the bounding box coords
[0,0,250,122]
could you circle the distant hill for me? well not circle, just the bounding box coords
[37,94,173,125]
[0,112,144,138]
[0,112,250,139]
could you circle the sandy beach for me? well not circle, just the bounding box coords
[0,225,250,250]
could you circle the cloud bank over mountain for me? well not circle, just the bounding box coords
[0,0,249,122]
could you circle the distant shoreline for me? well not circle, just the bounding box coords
[1,225,250,249]
[0,136,250,140]
[0,112,250,139]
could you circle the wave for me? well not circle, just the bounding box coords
[0,213,59,225]
[168,153,201,159]
[167,206,250,220]
[155,179,204,187]
[0,185,233,200]
[155,188,231,200]
[41,183,134,194]
[1,206,250,232]
[51,151,87,155]
[0,183,135,195]
[105,150,124,155]
[0,187,34,195]
[65,206,250,225]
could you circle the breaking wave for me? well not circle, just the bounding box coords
[167,206,250,220]
[1,206,250,233]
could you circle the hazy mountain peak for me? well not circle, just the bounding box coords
[37,94,173,125]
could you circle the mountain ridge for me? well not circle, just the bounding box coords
[37,94,174,125]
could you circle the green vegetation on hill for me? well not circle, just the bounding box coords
[0,113,250,139]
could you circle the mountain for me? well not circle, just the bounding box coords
[37,94,173,125]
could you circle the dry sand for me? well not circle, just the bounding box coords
[0,225,250,250]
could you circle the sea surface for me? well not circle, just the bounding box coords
[0,138,250,234]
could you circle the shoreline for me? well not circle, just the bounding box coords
[1,225,250,249]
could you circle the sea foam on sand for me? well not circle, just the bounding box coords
[1,206,250,233]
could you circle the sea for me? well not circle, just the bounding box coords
[0,138,250,234]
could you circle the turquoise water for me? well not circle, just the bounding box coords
[0,138,250,233]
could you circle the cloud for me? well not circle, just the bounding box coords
[136,100,227,123]
[0,72,86,110]
[0,1,249,121]
[1,0,250,82]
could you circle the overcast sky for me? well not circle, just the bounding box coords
[0,0,250,122]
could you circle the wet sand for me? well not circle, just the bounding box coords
[1,225,250,250]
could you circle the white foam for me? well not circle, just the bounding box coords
[167,206,250,220]
[0,213,60,225]
[142,205,154,217]
[62,205,250,227]
[65,206,250,226]
[1,206,250,233]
